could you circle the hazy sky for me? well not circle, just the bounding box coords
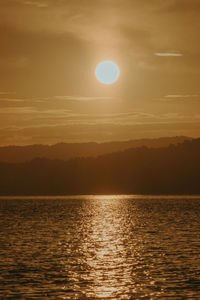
[0,0,200,145]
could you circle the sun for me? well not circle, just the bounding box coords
[95,61,120,85]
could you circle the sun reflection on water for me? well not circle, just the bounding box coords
[80,196,136,298]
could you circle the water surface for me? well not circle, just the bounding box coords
[0,195,200,299]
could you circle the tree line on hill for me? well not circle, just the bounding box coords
[0,138,199,195]
[0,136,191,163]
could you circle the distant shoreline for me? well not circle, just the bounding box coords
[1,194,200,199]
[1,138,200,196]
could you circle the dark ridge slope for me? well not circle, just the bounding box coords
[0,136,192,163]
[0,138,199,195]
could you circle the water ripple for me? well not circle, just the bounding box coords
[0,195,200,299]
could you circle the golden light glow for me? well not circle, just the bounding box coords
[82,196,133,298]
[95,61,120,85]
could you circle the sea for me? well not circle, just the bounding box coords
[0,195,200,299]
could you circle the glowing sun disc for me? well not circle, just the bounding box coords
[95,61,120,85]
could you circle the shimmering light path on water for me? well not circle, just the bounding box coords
[0,195,200,299]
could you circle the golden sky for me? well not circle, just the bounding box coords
[0,0,200,145]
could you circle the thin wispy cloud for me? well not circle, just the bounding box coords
[155,52,183,57]
[0,107,36,114]
[0,92,16,96]
[0,98,25,102]
[54,96,114,102]
[165,94,199,98]
[18,0,48,8]
[157,94,200,102]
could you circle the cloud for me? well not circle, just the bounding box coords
[165,94,199,98]
[0,98,25,103]
[158,94,200,103]
[0,92,16,95]
[1,118,200,146]
[0,107,36,114]
[54,96,114,102]
[19,0,48,8]
[155,52,183,57]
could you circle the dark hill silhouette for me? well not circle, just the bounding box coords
[0,138,199,195]
[0,136,192,163]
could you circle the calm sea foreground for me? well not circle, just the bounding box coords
[0,195,200,299]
